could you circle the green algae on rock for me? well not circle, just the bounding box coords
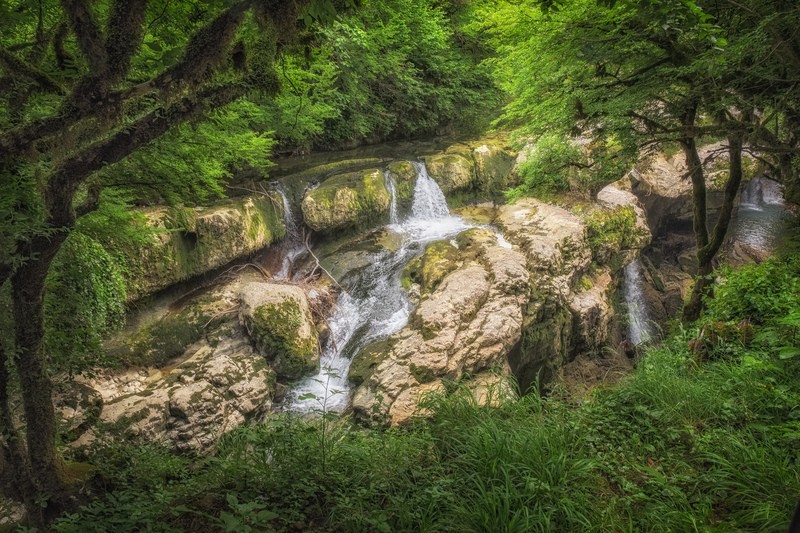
[301,169,391,233]
[239,282,320,380]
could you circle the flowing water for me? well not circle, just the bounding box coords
[286,162,471,413]
[623,258,656,345]
[731,176,790,253]
[273,187,306,280]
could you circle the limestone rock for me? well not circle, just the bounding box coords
[496,198,592,296]
[127,194,286,301]
[473,144,516,191]
[239,282,319,379]
[422,153,475,194]
[386,160,418,211]
[301,169,391,232]
[77,336,275,453]
[352,228,529,425]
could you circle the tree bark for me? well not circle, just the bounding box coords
[10,232,71,522]
[683,132,745,322]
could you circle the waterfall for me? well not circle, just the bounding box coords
[624,258,655,345]
[286,161,470,413]
[385,170,400,225]
[733,177,790,253]
[274,187,305,280]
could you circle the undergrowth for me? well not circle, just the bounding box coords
[52,258,800,532]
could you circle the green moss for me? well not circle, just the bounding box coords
[387,160,418,209]
[583,206,642,264]
[302,169,391,233]
[409,363,436,384]
[251,299,318,379]
[404,240,461,294]
[349,339,392,386]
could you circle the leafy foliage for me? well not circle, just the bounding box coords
[44,233,127,375]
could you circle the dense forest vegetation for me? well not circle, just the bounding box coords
[1,0,800,529]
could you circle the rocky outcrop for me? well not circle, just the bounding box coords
[239,282,320,379]
[351,185,651,425]
[351,228,529,425]
[73,282,277,452]
[126,194,286,301]
[473,144,517,191]
[630,143,758,236]
[301,169,391,232]
[69,276,327,452]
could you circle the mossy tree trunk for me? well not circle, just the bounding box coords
[682,112,745,322]
[0,0,313,523]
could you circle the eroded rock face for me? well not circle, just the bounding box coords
[239,282,319,379]
[69,278,326,452]
[127,194,286,301]
[75,336,275,453]
[351,228,530,425]
[301,169,391,232]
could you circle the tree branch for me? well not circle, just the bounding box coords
[60,0,108,75]
[0,46,65,96]
[105,0,150,83]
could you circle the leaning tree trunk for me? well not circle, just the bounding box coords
[683,131,745,322]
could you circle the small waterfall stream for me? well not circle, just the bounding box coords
[623,258,656,345]
[286,162,470,413]
[273,187,306,280]
[732,176,790,253]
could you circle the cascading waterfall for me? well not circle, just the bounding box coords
[274,187,306,280]
[732,176,790,253]
[287,162,470,413]
[624,258,656,345]
[385,170,400,225]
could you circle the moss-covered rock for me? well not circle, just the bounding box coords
[348,339,392,386]
[239,282,319,379]
[473,144,517,193]
[126,194,286,301]
[301,169,391,233]
[422,153,475,194]
[404,240,461,294]
[386,160,418,211]
[106,289,232,368]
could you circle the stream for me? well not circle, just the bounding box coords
[285,162,471,413]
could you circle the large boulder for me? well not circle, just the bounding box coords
[352,228,530,425]
[127,194,286,301]
[422,153,475,194]
[77,336,275,453]
[239,282,319,379]
[74,282,276,453]
[301,169,391,232]
[473,144,517,192]
[386,160,418,212]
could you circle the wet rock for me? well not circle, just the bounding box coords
[352,228,529,425]
[239,282,319,379]
[301,169,391,232]
[386,160,418,211]
[422,153,475,194]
